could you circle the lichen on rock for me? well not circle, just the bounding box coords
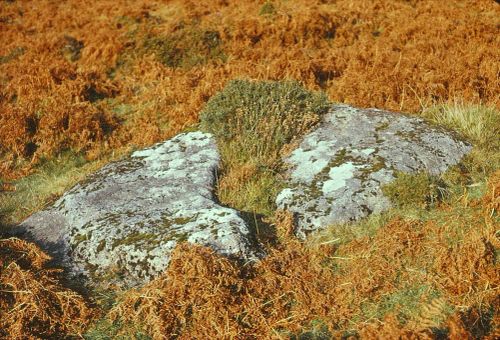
[19,131,261,287]
[276,104,472,238]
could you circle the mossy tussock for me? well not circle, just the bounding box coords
[200,79,330,216]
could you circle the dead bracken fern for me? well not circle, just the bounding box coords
[411,297,451,330]
[0,238,96,339]
[108,239,340,339]
[358,314,435,340]
[1,0,498,179]
[105,172,499,338]
[1,0,499,337]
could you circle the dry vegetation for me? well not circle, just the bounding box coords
[103,172,500,338]
[0,0,499,338]
[0,0,498,180]
[0,238,95,338]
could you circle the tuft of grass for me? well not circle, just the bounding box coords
[422,101,500,180]
[0,150,107,225]
[422,101,499,150]
[418,102,500,214]
[216,161,281,216]
[382,172,445,209]
[200,79,330,216]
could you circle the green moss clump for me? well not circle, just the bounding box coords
[382,172,444,209]
[112,232,158,249]
[143,25,225,69]
[259,2,277,16]
[199,79,330,216]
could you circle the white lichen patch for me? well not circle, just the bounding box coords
[322,162,357,194]
[361,148,376,156]
[277,104,472,238]
[20,131,261,287]
[275,188,294,208]
[287,139,338,184]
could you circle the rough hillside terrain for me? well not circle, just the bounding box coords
[1,0,498,180]
[0,0,499,338]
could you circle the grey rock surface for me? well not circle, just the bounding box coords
[276,104,472,238]
[19,131,260,287]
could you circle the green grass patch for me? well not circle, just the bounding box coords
[84,318,151,340]
[382,172,445,209]
[360,285,451,325]
[0,150,106,225]
[422,101,500,179]
[200,79,330,216]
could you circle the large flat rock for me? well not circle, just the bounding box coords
[276,104,472,238]
[19,131,260,287]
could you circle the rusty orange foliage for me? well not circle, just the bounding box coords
[1,1,499,337]
[1,0,498,178]
[0,238,96,339]
[109,172,499,338]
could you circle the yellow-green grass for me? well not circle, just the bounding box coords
[0,151,109,225]
[422,100,499,151]
[422,100,500,180]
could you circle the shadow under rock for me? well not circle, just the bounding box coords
[238,210,278,249]
[0,217,95,300]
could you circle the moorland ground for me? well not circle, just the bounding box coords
[0,0,499,338]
